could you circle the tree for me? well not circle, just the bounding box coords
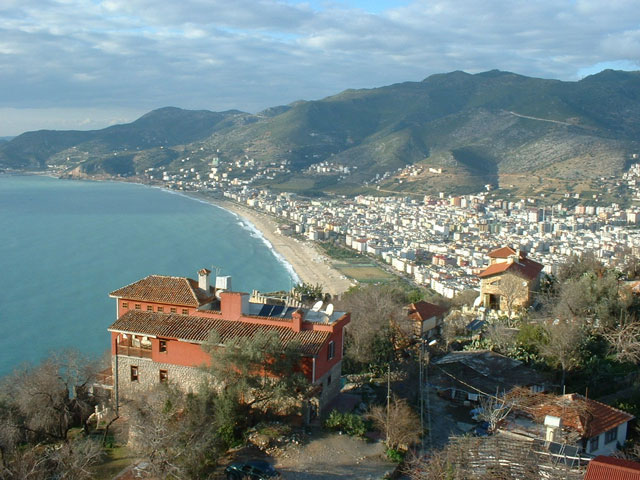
[475,395,513,433]
[335,284,408,368]
[367,397,421,452]
[603,320,640,364]
[497,273,528,321]
[204,330,310,413]
[1,350,99,442]
[127,385,224,479]
[540,319,586,390]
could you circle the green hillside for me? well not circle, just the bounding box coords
[2,70,640,194]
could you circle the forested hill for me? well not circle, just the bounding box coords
[2,70,640,195]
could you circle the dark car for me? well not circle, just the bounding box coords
[224,460,281,480]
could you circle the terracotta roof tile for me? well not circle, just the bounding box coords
[585,456,640,480]
[515,392,634,439]
[407,301,448,321]
[108,310,330,356]
[478,257,543,280]
[109,275,215,307]
[488,246,518,258]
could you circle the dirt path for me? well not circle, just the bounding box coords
[275,431,395,479]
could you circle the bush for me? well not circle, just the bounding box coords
[324,410,367,437]
[386,448,406,463]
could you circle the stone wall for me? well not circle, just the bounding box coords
[113,355,208,400]
[316,360,343,412]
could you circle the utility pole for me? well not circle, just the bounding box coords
[386,362,391,445]
[419,338,425,453]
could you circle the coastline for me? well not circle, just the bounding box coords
[189,192,354,296]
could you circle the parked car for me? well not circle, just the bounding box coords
[225,460,281,480]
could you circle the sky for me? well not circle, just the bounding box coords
[1,0,639,136]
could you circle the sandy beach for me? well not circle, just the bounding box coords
[193,195,354,296]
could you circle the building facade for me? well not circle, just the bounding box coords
[478,246,544,313]
[107,269,349,416]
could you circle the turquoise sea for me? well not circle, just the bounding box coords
[0,175,296,376]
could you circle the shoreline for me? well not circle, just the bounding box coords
[4,172,355,296]
[189,192,354,296]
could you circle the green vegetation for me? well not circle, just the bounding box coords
[3,71,640,197]
[324,410,368,437]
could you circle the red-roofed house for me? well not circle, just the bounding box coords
[502,391,634,457]
[584,456,640,480]
[405,300,449,339]
[478,246,544,312]
[107,269,349,417]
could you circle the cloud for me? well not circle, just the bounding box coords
[0,0,639,134]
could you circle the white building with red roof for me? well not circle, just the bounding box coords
[106,269,349,418]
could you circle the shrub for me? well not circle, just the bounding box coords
[386,448,405,463]
[324,410,367,437]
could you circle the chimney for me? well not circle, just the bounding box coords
[292,309,304,332]
[220,291,249,319]
[198,268,211,291]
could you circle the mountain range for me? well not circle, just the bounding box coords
[2,69,640,196]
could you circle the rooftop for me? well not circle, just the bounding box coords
[110,275,215,307]
[584,456,640,480]
[108,310,331,356]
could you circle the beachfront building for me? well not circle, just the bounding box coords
[106,268,349,417]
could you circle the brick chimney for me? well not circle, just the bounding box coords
[220,291,249,320]
[292,309,304,332]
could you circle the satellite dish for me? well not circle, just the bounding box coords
[324,303,334,316]
[311,300,323,312]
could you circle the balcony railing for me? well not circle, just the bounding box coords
[117,345,152,359]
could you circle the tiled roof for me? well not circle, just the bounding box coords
[108,310,330,356]
[109,275,215,307]
[488,246,518,258]
[584,456,640,480]
[478,257,543,280]
[407,300,448,321]
[514,392,634,439]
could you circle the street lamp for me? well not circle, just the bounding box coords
[420,338,437,453]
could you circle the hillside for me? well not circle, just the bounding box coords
[2,70,640,195]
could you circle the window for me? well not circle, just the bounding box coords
[327,341,335,360]
[589,436,599,452]
[170,307,177,313]
[159,340,167,353]
[157,306,164,313]
[159,370,168,383]
[605,426,618,444]
[134,304,141,310]
[130,366,138,382]
[122,302,129,309]
[327,374,332,385]
[182,308,188,315]
[147,305,153,312]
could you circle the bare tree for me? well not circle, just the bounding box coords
[540,319,586,390]
[476,394,513,432]
[367,397,422,452]
[127,385,224,480]
[603,320,640,364]
[1,350,98,442]
[335,284,408,366]
[497,273,528,321]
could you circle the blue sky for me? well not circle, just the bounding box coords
[1,0,639,136]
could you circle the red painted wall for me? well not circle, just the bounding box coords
[151,337,210,367]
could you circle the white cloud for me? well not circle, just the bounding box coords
[0,0,639,134]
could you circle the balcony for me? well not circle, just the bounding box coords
[117,345,152,359]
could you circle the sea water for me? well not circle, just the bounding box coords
[0,175,296,376]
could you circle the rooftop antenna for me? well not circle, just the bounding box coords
[324,303,334,317]
[311,300,323,312]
